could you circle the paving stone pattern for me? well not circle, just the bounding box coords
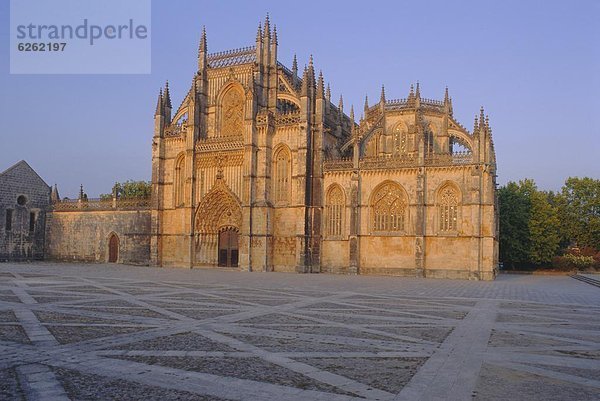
[0,262,598,400]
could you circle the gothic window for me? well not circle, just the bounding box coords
[174,154,185,207]
[326,185,344,237]
[393,125,408,156]
[277,98,300,114]
[220,86,244,137]
[438,185,459,232]
[371,182,407,232]
[273,146,291,203]
[424,129,434,157]
[365,131,381,157]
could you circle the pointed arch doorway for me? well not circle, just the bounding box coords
[108,233,119,263]
[194,177,243,267]
[218,227,239,267]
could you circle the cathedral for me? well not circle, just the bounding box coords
[149,17,499,280]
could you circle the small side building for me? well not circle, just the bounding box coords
[0,160,51,261]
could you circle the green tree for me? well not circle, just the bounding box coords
[498,181,531,268]
[559,177,600,250]
[528,190,561,264]
[100,180,152,200]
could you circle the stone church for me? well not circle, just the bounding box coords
[1,17,498,280]
[148,17,499,280]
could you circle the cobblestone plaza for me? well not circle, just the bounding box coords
[0,263,598,400]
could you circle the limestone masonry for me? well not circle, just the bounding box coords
[1,17,498,280]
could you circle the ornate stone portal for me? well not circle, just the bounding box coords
[150,16,499,280]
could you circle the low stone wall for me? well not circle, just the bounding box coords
[45,209,151,265]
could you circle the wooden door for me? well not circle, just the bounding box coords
[218,229,238,267]
[108,234,119,263]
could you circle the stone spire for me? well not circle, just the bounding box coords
[256,22,262,43]
[349,105,355,123]
[308,55,315,87]
[415,81,421,99]
[263,13,271,41]
[272,25,278,45]
[380,85,386,104]
[301,66,309,96]
[291,54,298,88]
[338,94,344,113]
[50,184,60,203]
[155,88,163,116]
[326,83,331,102]
[292,54,298,76]
[316,70,325,99]
[363,94,369,113]
[163,81,172,122]
[198,26,207,71]
[269,23,278,66]
[444,86,453,115]
[255,22,263,70]
[479,106,486,131]
[163,81,172,109]
[409,84,415,99]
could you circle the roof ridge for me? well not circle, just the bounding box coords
[0,160,50,188]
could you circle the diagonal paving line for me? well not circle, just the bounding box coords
[50,354,363,401]
[489,360,600,389]
[395,299,499,401]
[16,363,70,401]
[192,327,396,400]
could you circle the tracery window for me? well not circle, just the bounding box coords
[326,185,344,237]
[393,125,408,155]
[174,155,185,207]
[273,146,291,203]
[371,182,407,232]
[220,86,244,137]
[438,185,459,232]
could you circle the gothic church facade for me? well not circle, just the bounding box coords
[150,17,499,280]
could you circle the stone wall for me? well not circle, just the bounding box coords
[45,209,151,265]
[0,161,50,261]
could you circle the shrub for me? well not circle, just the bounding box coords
[561,254,595,270]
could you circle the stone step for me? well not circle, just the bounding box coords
[570,274,600,288]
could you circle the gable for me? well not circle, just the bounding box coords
[0,160,50,190]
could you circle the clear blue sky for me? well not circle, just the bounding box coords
[1,0,598,197]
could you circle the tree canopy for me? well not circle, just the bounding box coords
[100,180,152,200]
[499,177,599,270]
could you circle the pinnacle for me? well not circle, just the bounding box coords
[199,25,207,53]
[264,13,271,38]
[256,22,262,42]
[301,66,309,95]
[155,88,163,116]
[164,81,172,108]
[317,71,325,99]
